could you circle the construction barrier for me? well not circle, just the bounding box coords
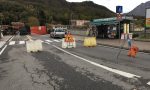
[62,33,76,48]
[26,40,43,52]
[128,45,139,58]
[62,38,76,48]
[84,37,97,47]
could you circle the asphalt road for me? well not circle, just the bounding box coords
[0,34,150,90]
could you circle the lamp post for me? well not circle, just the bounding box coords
[0,13,4,39]
[0,18,2,39]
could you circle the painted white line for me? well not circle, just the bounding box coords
[19,41,25,44]
[52,45,141,79]
[9,36,14,41]
[0,45,8,55]
[0,42,5,49]
[41,41,44,43]
[9,41,15,45]
[147,81,150,85]
[45,42,50,44]
[53,40,60,42]
[45,40,53,43]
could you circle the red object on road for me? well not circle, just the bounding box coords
[128,45,139,58]
[30,26,47,35]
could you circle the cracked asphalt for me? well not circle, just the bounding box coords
[0,35,150,90]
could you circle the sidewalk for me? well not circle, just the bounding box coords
[74,35,150,53]
[0,35,13,48]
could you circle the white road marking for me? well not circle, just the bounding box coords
[46,40,53,43]
[9,41,15,45]
[53,40,60,42]
[45,42,50,44]
[9,36,14,41]
[41,41,44,43]
[0,45,8,55]
[147,81,150,85]
[0,42,5,49]
[52,45,141,79]
[19,41,25,44]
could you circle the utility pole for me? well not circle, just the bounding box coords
[0,18,2,39]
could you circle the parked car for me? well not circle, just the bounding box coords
[50,29,66,38]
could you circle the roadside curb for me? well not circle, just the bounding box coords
[73,35,150,54]
[97,43,150,54]
[77,39,150,54]
[134,39,150,42]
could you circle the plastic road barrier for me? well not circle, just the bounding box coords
[26,40,43,52]
[84,37,97,47]
[62,38,76,48]
[34,40,43,51]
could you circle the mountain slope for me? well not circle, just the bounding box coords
[0,0,115,25]
[127,1,150,16]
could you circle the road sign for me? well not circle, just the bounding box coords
[117,14,122,21]
[116,6,123,13]
[146,8,150,28]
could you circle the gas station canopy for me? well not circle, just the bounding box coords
[91,16,134,25]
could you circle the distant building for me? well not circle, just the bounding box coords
[91,16,134,39]
[11,22,24,30]
[71,20,90,26]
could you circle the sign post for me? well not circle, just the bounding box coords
[145,8,150,37]
[146,8,150,28]
[116,6,123,61]
[116,6,123,39]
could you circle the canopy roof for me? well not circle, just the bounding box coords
[91,16,134,25]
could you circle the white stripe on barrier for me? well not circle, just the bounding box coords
[52,45,141,79]
[9,41,15,45]
[19,41,25,44]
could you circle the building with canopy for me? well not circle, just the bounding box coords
[91,16,134,39]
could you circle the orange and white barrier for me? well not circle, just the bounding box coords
[62,34,76,48]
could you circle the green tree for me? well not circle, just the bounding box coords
[27,16,39,26]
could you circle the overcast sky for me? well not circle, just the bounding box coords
[66,0,149,13]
